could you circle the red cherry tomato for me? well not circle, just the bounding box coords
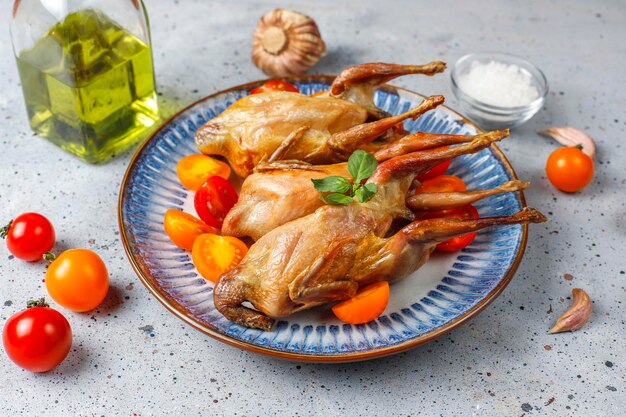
[546,147,594,192]
[194,176,238,229]
[414,175,467,194]
[250,80,299,94]
[419,205,480,252]
[1,213,55,261]
[3,300,72,372]
[416,147,451,181]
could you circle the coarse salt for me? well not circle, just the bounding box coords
[458,60,539,107]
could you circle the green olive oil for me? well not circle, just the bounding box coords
[16,9,158,163]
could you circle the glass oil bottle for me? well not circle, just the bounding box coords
[11,0,158,163]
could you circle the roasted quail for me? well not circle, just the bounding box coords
[223,130,512,241]
[195,62,446,177]
[214,136,547,330]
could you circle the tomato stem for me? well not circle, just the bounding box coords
[0,219,12,239]
[27,298,50,308]
[573,144,583,150]
[43,252,57,262]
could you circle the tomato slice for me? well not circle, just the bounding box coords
[176,154,231,191]
[332,281,390,325]
[164,209,217,251]
[250,80,299,94]
[419,205,480,252]
[194,176,238,229]
[416,146,451,181]
[414,175,467,194]
[311,90,328,97]
[192,233,248,283]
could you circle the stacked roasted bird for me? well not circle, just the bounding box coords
[194,62,547,330]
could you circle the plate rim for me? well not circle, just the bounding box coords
[118,75,529,363]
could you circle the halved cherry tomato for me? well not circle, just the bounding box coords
[45,249,109,312]
[416,147,451,181]
[194,176,238,229]
[191,233,248,282]
[250,80,299,94]
[177,154,231,191]
[1,212,55,261]
[332,281,390,325]
[3,300,72,372]
[164,209,217,251]
[420,205,480,252]
[546,146,594,192]
[414,175,467,194]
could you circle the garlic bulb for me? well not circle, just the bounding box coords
[252,9,326,77]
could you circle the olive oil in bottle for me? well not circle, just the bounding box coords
[15,9,158,163]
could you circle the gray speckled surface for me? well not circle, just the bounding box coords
[0,0,624,415]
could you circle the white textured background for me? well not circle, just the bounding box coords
[0,0,624,415]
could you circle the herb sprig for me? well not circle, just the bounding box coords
[311,150,378,205]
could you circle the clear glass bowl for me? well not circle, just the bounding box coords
[451,52,548,130]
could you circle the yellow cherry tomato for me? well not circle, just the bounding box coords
[191,234,248,283]
[176,154,231,191]
[163,209,217,251]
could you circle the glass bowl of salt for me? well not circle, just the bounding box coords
[451,52,548,130]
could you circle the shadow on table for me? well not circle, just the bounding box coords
[91,284,124,317]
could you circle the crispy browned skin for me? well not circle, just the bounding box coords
[330,62,447,117]
[214,136,547,330]
[407,180,529,211]
[195,62,446,177]
[222,130,509,241]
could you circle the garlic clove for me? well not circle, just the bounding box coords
[252,9,326,77]
[541,127,596,160]
[548,288,592,334]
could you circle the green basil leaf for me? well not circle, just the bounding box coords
[364,182,377,194]
[321,193,354,205]
[311,176,351,193]
[355,182,377,203]
[347,150,378,184]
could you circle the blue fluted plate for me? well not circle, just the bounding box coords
[119,76,529,362]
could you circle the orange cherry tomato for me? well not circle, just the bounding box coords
[414,175,467,194]
[416,147,451,181]
[45,249,109,312]
[164,209,217,251]
[546,147,594,192]
[191,234,248,283]
[311,90,328,97]
[177,154,231,191]
[419,205,480,252]
[250,80,299,94]
[332,281,390,325]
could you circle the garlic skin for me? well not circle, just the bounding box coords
[541,127,597,160]
[549,288,592,334]
[252,9,326,77]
